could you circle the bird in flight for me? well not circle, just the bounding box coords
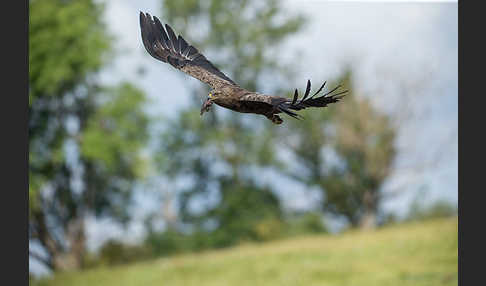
[139,12,347,124]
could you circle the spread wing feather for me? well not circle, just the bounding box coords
[237,81,346,119]
[139,12,237,89]
[276,80,348,119]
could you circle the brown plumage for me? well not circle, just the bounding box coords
[139,12,347,124]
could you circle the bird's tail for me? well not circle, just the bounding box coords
[276,80,348,119]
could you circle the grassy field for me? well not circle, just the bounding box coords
[34,217,457,286]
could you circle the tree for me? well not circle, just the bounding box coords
[282,70,396,229]
[29,0,149,271]
[149,0,305,246]
[155,105,284,246]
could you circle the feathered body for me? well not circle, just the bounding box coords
[139,12,347,124]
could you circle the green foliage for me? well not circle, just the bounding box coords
[81,83,149,176]
[29,0,149,271]
[29,171,42,218]
[284,212,329,236]
[29,0,112,223]
[29,0,110,99]
[91,240,152,267]
[283,70,396,227]
[406,200,457,222]
[205,183,284,244]
[33,218,458,286]
[145,179,285,252]
[145,230,190,256]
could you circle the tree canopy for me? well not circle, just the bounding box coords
[282,70,396,228]
[29,0,149,271]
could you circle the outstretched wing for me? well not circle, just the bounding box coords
[275,80,348,119]
[139,12,237,89]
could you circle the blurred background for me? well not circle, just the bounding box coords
[29,0,457,285]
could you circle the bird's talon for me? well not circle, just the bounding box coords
[200,99,213,115]
[268,114,283,124]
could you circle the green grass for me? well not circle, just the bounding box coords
[34,217,457,286]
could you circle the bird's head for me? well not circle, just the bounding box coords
[208,90,222,100]
[201,90,221,115]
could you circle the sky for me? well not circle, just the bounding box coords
[30,0,458,276]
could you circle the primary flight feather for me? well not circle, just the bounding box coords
[139,12,347,124]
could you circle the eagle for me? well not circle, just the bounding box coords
[139,12,347,124]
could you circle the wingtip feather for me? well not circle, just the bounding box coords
[302,79,311,100]
[291,89,298,105]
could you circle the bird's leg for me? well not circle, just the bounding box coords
[200,97,213,115]
[266,114,283,125]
